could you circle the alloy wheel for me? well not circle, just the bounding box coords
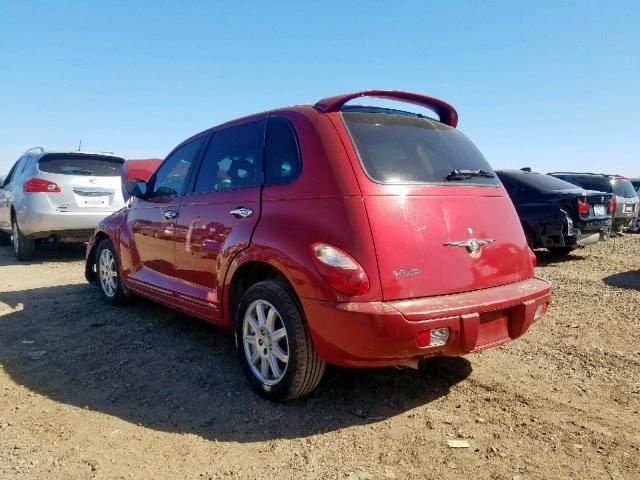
[242,299,290,385]
[98,248,118,298]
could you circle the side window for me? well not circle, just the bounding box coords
[264,117,301,185]
[19,156,32,175]
[152,136,206,197]
[193,119,265,193]
[3,157,24,186]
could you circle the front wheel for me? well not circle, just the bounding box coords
[235,281,325,402]
[95,238,131,305]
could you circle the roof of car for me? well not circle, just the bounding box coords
[548,172,623,178]
[21,148,125,160]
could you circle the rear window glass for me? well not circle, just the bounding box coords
[38,154,124,177]
[499,172,581,193]
[612,179,638,198]
[342,111,499,185]
[553,175,612,193]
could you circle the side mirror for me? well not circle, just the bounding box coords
[124,179,148,198]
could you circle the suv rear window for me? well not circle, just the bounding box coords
[498,171,580,193]
[612,178,638,198]
[553,175,638,198]
[38,153,124,177]
[342,110,499,185]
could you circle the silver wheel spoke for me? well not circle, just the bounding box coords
[266,307,277,332]
[260,357,269,379]
[271,328,287,342]
[247,313,259,332]
[268,355,282,379]
[272,343,289,363]
[250,347,260,365]
[256,303,267,326]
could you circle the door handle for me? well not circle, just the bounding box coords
[229,207,254,218]
[162,210,177,220]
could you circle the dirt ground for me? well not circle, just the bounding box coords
[0,236,639,480]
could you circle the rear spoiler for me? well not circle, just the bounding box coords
[314,90,458,128]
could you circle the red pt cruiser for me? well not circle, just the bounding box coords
[86,90,551,401]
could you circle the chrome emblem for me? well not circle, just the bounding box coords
[444,238,494,252]
[89,177,97,184]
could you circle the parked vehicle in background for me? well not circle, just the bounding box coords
[630,178,640,232]
[122,159,162,201]
[548,173,638,233]
[496,169,613,255]
[0,148,126,260]
[85,90,551,401]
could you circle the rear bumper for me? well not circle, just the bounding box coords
[19,209,117,238]
[302,277,552,367]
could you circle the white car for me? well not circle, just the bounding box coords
[0,148,126,260]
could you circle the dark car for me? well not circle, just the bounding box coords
[548,173,638,232]
[496,169,613,254]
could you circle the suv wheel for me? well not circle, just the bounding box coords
[96,238,131,305]
[235,281,325,402]
[12,220,36,261]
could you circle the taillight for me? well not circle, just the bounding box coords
[609,196,616,214]
[528,247,537,268]
[23,177,60,193]
[577,200,589,215]
[310,243,369,296]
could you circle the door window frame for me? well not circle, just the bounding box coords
[146,130,211,200]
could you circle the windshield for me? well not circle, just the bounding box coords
[38,153,124,177]
[342,111,499,185]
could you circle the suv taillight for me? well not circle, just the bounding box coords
[609,196,617,214]
[310,243,369,296]
[23,177,60,193]
[577,200,589,215]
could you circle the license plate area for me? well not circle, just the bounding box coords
[475,309,510,348]
[593,204,605,216]
[623,204,635,213]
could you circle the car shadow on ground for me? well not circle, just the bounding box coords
[602,270,640,291]
[534,249,588,266]
[0,243,86,266]
[0,283,472,442]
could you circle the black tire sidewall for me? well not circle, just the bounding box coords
[12,220,36,261]
[234,281,308,401]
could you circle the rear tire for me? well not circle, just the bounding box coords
[12,220,36,261]
[95,238,131,305]
[0,230,11,246]
[235,280,325,402]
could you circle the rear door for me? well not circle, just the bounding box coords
[337,110,533,301]
[173,118,266,319]
[36,154,126,212]
[126,135,206,283]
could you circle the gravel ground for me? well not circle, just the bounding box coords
[0,236,639,479]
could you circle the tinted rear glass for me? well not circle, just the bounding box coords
[342,111,498,185]
[612,179,638,198]
[553,175,612,193]
[498,172,581,192]
[38,154,124,177]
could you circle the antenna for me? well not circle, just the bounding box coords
[78,139,82,151]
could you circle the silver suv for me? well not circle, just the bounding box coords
[0,148,126,260]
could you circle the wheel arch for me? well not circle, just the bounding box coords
[224,256,298,329]
[85,230,113,284]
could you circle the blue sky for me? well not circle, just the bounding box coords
[1,1,639,176]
